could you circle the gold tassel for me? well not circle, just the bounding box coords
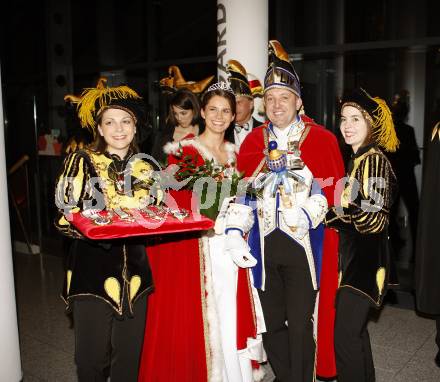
[376,267,386,296]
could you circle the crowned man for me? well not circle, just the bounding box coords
[224,40,345,381]
[226,59,263,151]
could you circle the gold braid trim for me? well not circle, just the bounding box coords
[198,238,211,381]
[348,150,394,234]
[338,284,384,307]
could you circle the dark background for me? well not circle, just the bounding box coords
[1,0,440,281]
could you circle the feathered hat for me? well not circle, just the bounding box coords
[226,59,253,99]
[159,65,214,94]
[341,88,399,152]
[264,40,301,97]
[64,77,144,138]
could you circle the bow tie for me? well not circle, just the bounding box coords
[235,123,250,133]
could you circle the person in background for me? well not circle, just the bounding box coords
[226,59,262,151]
[55,78,155,382]
[325,88,399,382]
[151,88,201,165]
[386,89,420,263]
[415,121,440,368]
[231,40,345,382]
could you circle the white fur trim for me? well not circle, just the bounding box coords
[201,236,224,382]
[163,137,236,166]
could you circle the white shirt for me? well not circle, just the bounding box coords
[270,117,305,150]
[234,117,254,150]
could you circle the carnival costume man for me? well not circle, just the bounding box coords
[226,40,345,381]
[55,79,155,381]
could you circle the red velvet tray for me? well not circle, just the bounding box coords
[69,207,214,240]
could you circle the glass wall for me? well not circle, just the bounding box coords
[271,0,440,293]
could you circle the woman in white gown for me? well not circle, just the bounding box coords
[162,82,266,382]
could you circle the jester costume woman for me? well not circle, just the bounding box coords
[325,88,398,382]
[55,79,155,382]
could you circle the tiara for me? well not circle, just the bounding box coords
[206,81,234,95]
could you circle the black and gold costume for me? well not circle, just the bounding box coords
[55,149,155,315]
[58,78,156,382]
[325,87,398,382]
[325,144,397,306]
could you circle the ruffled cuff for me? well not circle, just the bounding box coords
[301,194,328,228]
[225,203,255,234]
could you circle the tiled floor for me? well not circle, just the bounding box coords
[13,251,440,382]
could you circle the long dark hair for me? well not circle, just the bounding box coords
[166,89,201,127]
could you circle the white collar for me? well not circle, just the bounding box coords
[270,117,304,137]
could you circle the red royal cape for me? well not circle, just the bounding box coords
[237,115,345,379]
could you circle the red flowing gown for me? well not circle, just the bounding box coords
[138,186,210,382]
[138,134,210,382]
[138,136,260,382]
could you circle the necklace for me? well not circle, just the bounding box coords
[108,154,132,195]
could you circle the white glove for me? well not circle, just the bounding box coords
[279,206,310,239]
[225,230,257,268]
